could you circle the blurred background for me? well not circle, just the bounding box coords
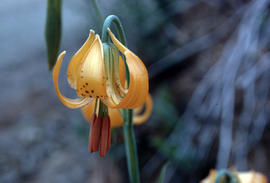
[1,0,270,182]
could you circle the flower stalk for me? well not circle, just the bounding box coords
[102,15,130,85]
[123,109,140,183]
[101,15,140,183]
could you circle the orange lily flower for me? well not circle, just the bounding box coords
[201,170,267,183]
[52,29,152,157]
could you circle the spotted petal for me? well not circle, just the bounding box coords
[67,30,95,89]
[76,35,107,98]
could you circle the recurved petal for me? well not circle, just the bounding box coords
[76,35,107,98]
[52,51,92,108]
[133,94,152,124]
[67,30,95,89]
[105,29,149,109]
[119,56,126,89]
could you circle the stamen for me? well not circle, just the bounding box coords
[89,114,102,153]
[99,116,111,157]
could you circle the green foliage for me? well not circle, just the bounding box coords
[157,162,169,183]
[154,85,179,131]
[152,85,203,171]
[151,137,177,160]
[151,135,203,172]
[154,85,179,126]
[45,0,62,70]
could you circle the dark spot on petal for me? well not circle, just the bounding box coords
[85,83,88,85]
[96,96,99,98]
[85,90,89,93]
[83,85,85,88]
[91,90,94,93]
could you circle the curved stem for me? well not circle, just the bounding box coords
[101,15,130,85]
[102,15,127,45]
[101,15,140,183]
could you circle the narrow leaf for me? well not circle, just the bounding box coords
[45,0,62,70]
[157,162,169,183]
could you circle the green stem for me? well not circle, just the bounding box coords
[102,15,127,45]
[91,0,103,30]
[101,15,140,183]
[214,170,240,183]
[102,15,130,85]
[123,109,140,183]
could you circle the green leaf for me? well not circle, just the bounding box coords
[157,162,169,183]
[45,0,62,70]
[154,85,179,124]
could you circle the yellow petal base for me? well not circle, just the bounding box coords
[82,94,152,128]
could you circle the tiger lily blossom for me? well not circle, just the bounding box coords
[52,29,152,157]
[201,170,267,183]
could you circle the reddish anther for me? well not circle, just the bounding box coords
[89,114,102,153]
[88,115,111,157]
[99,116,111,157]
